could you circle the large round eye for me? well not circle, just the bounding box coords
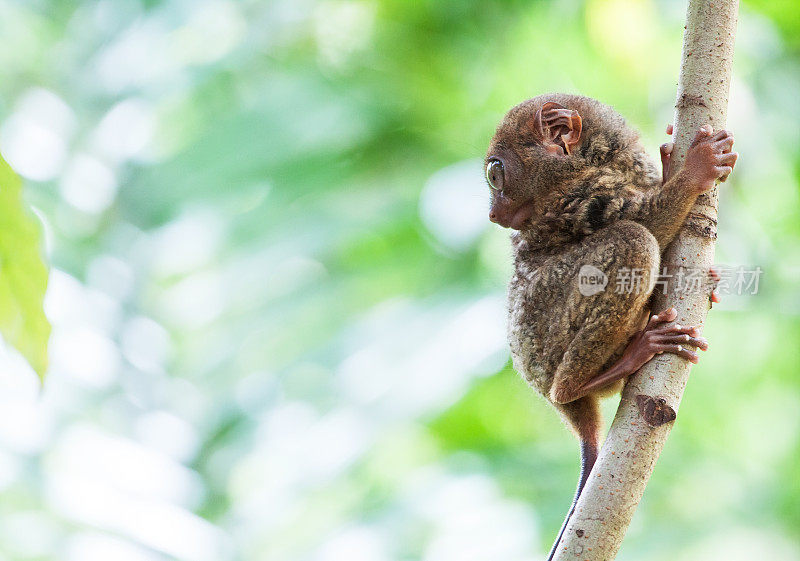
[486,159,504,191]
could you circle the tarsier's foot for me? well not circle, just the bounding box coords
[624,308,708,368]
[579,308,709,394]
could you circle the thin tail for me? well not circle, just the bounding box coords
[546,396,601,561]
[545,439,599,561]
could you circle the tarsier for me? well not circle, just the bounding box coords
[485,94,737,560]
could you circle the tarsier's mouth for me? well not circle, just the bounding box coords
[490,198,535,230]
[509,201,535,230]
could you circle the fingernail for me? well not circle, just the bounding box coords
[675,324,682,330]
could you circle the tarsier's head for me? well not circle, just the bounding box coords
[485,93,638,230]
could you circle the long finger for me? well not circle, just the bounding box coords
[713,136,734,153]
[716,152,738,166]
[660,142,673,184]
[690,125,713,147]
[711,129,731,141]
[648,308,677,328]
[653,333,709,350]
[716,165,734,181]
[656,344,700,363]
[652,323,701,336]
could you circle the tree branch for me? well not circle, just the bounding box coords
[552,1,739,559]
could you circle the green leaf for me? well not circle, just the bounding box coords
[0,154,50,381]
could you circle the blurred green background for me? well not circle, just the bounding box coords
[0,0,798,560]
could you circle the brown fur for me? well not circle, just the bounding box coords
[487,94,697,443]
[487,94,734,560]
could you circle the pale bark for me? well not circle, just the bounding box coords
[551,1,739,559]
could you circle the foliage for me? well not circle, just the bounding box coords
[0,155,49,380]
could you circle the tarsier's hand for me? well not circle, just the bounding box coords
[708,266,721,306]
[660,124,737,191]
[682,125,738,193]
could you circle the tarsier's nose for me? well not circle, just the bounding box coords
[489,210,511,228]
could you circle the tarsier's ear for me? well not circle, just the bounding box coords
[531,102,583,155]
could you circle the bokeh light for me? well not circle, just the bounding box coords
[0,1,798,560]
